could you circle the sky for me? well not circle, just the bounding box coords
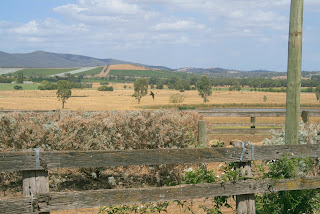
[0,0,319,71]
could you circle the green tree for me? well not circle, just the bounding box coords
[38,80,57,90]
[156,82,164,89]
[17,71,24,83]
[263,95,267,102]
[56,80,72,109]
[133,78,148,104]
[229,80,241,91]
[197,76,212,103]
[149,76,159,85]
[316,85,320,101]
[14,85,23,90]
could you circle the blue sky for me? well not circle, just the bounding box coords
[0,0,319,71]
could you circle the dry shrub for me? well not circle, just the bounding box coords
[0,110,201,151]
[169,94,185,103]
[0,110,202,196]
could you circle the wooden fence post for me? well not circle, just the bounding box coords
[285,0,304,145]
[250,117,256,129]
[198,120,207,147]
[301,111,309,123]
[23,149,50,213]
[233,142,255,214]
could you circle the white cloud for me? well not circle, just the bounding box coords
[134,0,290,32]
[152,20,205,31]
[9,19,88,37]
[11,20,39,34]
[53,0,158,25]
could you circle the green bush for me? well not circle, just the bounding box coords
[13,85,23,90]
[38,80,57,90]
[256,155,320,214]
[100,82,109,85]
[97,85,114,91]
[259,123,320,213]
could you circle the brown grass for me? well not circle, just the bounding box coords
[0,85,318,111]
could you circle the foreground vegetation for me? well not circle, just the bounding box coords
[0,110,200,151]
[1,111,319,213]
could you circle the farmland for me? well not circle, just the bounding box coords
[12,68,79,77]
[0,83,318,111]
[109,69,199,79]
[0,83,39,90]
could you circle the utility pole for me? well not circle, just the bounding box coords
[285,0,304,145]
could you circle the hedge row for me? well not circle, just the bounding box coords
[0,110,202,151]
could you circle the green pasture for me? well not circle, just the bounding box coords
[0,83,39,90]
[12,68,79,77]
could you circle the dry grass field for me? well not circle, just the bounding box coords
[0,83,318,111]
[1,83,318,145]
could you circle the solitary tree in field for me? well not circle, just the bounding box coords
[197,76,212,103]
[17,71,24,83]
[133,78,148,104]
[56,80,72,109]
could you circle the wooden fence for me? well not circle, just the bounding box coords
[198,109,320,135]
[1,143,320,213]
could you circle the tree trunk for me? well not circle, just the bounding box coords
[62,101,65,109]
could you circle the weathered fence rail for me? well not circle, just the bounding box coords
[197,109,320,135]
[1,144,320,172]
[197,109,320,118]
[2,177,320,213]
[1,144,320,213]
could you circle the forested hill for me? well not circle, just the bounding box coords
[176,67,320,78]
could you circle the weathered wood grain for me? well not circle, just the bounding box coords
[198,110,320,117]
[198,120,207,147]
[22,170,49,196]
[35,177,320,212]
[2,177,320,213]
[211,123,284,127]
[200,111,286,117]
[1,144,320,172]
[209,128,282,134]
[285,0,304,145]
[233,142,255,214]
[0,197,32,213]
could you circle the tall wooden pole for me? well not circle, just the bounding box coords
[285,0,304,145]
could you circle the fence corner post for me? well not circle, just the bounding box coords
[198,120,207,147]
[250,117,256,129]
[233,142,256,214]
[22,149,50,213]
[301,111,309,123]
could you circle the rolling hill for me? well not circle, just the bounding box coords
[0,51,170,69]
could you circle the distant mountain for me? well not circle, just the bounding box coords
[1,51,318,78]
[0,51,171,69]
